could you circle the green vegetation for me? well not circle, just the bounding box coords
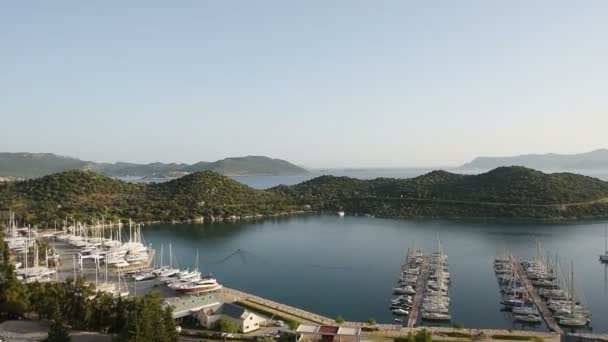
[271,167,608,220]
[198,156,307,176]
[46,314,71,342]
[334,315,345,324]
[442,332,471,338]
[0,170,300,225]
[367,317,377,325]
[0,152,308,178]
[215,317,239,333]
[395,329,432,342]
[492,335,535,341]
[0,233,177,341]
[3,166,608,224]
[256,337,276,342]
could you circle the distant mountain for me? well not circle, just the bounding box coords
[0,153,308,178]
[0,153,90,178]
[193,156,307,176]
[461,149,608,170]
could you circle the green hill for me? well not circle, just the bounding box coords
[3,167,608,224]
[270,167,608,220]
[0,170,298,225]
[0,152,308,178]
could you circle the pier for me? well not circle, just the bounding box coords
[221,287,335,325]
[509,256,563,335]
[407,254,430,328]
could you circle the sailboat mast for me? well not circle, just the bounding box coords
[571,260,575,315]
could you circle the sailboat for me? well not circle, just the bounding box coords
[600,226,608,263]
[556,261,589,327]
[172,250,222,293]
[156,244,179,278]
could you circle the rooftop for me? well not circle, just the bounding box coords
[297,325,361,337]
[164,294,221,318]
[216,302,248,320]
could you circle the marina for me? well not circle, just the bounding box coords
[406,254,429,327]
[510,255,562,334]
[3,214,608,332]
[389,241,452,328]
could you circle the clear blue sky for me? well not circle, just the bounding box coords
[1,1,607,168]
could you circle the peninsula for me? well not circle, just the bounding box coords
[2,166,608,225]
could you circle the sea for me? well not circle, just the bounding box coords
[134,168,608,331]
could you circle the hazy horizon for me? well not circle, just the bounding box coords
[2,1,607,168]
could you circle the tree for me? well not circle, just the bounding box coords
[334,315,345,324]
[0,231,29,318]
[257,337,276,342]
[63,276,94,329]
[162,306,178,342]
[216,317,238,333]
[286,320,299,330]
[367,318,377,325]
[115,291,178,342]
[89,292,115,332]
[414,329,431,342]
[46,310,71,342]
[110,295,127,334]
[0,273,30,318]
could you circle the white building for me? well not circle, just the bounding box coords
[196,302,267,333]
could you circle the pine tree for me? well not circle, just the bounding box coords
[162,306,178,342]
[46,310,71,342]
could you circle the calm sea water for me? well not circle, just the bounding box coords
[142,215,608,332]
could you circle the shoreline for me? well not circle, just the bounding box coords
[29,209,608,230]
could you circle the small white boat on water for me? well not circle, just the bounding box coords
[133,271,156,281]
[392,308,409,316]
[421,312,451,321]
[558,315,588,327]
[512,306,539,316]
[514,314,542,323]
[173,277,223,293]
[338,211,345,217]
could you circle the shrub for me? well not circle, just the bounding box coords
[444,332,471,338]
[492,335,533,341]
[216,318,238,333]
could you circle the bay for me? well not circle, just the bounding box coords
[142,215,608,332]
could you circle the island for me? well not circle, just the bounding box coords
[2,166,608,225]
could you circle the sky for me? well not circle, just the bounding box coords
[1,1,607,168]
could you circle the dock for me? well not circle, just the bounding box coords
[509,256,563,335]
[221,287,335,325]
[407,254,430,328]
